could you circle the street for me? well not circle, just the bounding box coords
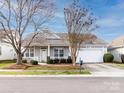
[0,77,123,93]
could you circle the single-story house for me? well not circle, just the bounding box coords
[108,35,124,62]
[23,29,108,63]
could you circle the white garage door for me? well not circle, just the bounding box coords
[76,48,104,63]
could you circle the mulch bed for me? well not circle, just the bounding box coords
[4,63,80,70]
[4,63,32,69]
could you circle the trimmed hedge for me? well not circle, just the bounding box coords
[67,56,72,63]
[47,56,51,64]
[47,56,72,64]
[30,60,38,65]
[47,56,54,64]
[22,59,27,63]
[103,53,114,62]
[60,58,66,63]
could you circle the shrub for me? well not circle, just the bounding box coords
[67,56,72,63]
[60,58,67,63]
[47,59,54,64]
[53,58,59,64]
[103,53,114,62]
[121,54,124,63]
[30,60,38,65]
[47,56,51,64]
[22,59,27,63]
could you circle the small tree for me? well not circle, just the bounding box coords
[64,0,97,65]
[0,0,55,65]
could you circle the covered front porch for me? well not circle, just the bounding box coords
[23,45,69,63]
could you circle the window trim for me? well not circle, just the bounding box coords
[25,48,34,57]
[54,48,64,58]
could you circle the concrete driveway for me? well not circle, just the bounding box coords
[84,63,124,76]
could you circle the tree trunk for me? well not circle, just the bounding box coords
[16,53,22,65]
[71,52,76,66]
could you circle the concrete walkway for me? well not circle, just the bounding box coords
[84,63,124,76]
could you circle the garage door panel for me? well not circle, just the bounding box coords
[76,49,104,63]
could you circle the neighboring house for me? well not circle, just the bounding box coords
[23,29,108,63]
[0,31,16,60]
[0,43,15,60]
[109,36,124,62]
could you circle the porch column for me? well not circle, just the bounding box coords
[69,46,71,56]
[34,46,35,59]
[48,44,50,57]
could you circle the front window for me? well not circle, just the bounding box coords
[54,48,64,58]
[59,49,64,57]
[54,49,58,57]
[30,48,34,57]
[25,48,34,57]
[25,49,29,57]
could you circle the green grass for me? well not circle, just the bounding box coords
[27,65,80,70]
[0,70,90,75]
[0,60,15,69]
[113,64,124,68]
[0,60,91,75]
[107,62,124,68]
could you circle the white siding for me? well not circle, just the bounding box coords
[0,43,15,60]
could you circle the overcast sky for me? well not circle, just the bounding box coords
[46,0,124,42]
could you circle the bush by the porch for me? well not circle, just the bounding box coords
[30,60,38,65]
[47,56,72,64]
[22,59,27,63]
[67,56,72,63]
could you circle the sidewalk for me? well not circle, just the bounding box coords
[0,69,82,72]
[0,74,124,77]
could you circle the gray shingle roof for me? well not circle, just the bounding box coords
[23,29,107,47]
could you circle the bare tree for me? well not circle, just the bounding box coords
[64,0,97,65]
[0,0,55,65]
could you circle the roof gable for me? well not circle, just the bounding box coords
[110,35,124,47]
[42,28,61,39]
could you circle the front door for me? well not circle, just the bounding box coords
[41,49,47,62]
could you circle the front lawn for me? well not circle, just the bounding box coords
[106,62,124,69]
[0,60,90,75]
[0,60,15,69]
[27,65,80,70]
[112,63,124,68]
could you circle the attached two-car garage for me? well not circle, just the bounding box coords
[76,47,107,63]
